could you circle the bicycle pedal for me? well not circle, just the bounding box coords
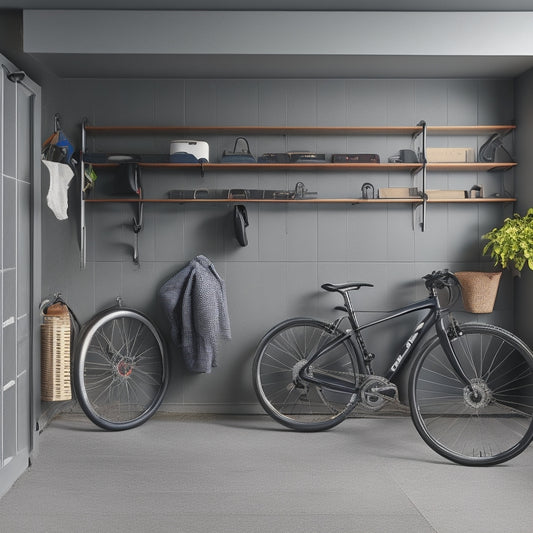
[373,385,398,401]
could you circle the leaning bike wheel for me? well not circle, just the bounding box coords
[73,305,169,431]
[253,318,360,432]
[409,323,533,465]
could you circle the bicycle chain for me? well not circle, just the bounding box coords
[309,367,404,411]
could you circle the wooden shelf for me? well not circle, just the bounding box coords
[91,161,422,172]
[426,162,516,172]
[84,125,423,136]
[84,197,516,205]
[85,124,516,137]
[89,161,515,173]
[426,125,516,136]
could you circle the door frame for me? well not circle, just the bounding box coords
[0,53,41,497]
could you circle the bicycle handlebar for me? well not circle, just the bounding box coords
[423,269,459,291]
[423,270,462,308]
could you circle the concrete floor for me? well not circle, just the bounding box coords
[1,413,532,533]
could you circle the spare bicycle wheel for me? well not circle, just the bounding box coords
[73,306,168,430]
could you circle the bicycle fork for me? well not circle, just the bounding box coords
[431,312,482,404]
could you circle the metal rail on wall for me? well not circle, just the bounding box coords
[80,118,87,269]
[418,120,427,232]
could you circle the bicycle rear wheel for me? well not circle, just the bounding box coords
[253,318,360,431]
[73,306,169,430]
[409,323,533,465]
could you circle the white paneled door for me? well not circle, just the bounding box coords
[0,54,41,497]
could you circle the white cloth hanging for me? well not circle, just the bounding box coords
[42,160,74,220]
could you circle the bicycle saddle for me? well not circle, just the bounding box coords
[321,282,374,293]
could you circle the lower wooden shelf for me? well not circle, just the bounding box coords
[84,197,516,204]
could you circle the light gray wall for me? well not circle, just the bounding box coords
[514,68,533,348]
[41,77,516,412]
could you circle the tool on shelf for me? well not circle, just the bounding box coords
[168,182,317,201]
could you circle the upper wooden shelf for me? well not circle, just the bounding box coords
[84,124,515,137]
[426,125,515,136]
[84,125,422,136]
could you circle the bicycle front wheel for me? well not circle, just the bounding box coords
[73,306,169,431]
[253,318,360,432]
[409,323,533,465]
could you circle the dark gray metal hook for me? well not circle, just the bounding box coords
[54,113,62,133]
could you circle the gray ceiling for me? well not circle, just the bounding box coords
[2,1,533,10]
[5,3,533,79]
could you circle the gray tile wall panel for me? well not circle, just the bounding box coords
[185,80,218,126]
[346,80,387,127]
[154,81,186,127]
[45,78,516,412]
[286,205,317,262]
[446,80,478,125]
[258,80,287,127]
[414,80,448,126]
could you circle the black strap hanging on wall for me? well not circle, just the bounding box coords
[233,205,249,246]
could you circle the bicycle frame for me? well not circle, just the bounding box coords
[299,293,470,394]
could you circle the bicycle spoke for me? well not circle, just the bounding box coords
[74,309,168,430]
[253,319,359,430]
[411,324,533,465]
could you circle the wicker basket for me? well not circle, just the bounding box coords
[455,271,502,314]
[41,303,72,401]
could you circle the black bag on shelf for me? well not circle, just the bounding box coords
[221,137,256,163]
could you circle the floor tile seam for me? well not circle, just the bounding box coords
[23,488,439,499]
[382,470,440,533]
[0,510,441,518]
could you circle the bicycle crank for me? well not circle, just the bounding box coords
[360,376,399,411]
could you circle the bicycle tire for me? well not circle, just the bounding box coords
[73,306,169,431]
[253,318,360,432]
[409,323,533,465]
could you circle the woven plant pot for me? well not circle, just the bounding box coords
[455,271,502,314]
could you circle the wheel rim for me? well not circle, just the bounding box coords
[412,326,533,463]
[77,310,167,428]
[255,321,358,426]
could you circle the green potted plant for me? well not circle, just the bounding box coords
[482,208,533,277]
[455,208,533,313]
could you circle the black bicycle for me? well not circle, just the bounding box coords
[73,298,169,431]
[252,270,533,465]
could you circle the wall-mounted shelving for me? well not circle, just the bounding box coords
[79,120,516,267]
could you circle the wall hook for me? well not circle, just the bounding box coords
[54,113,62,133]
[132,200,144,265]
